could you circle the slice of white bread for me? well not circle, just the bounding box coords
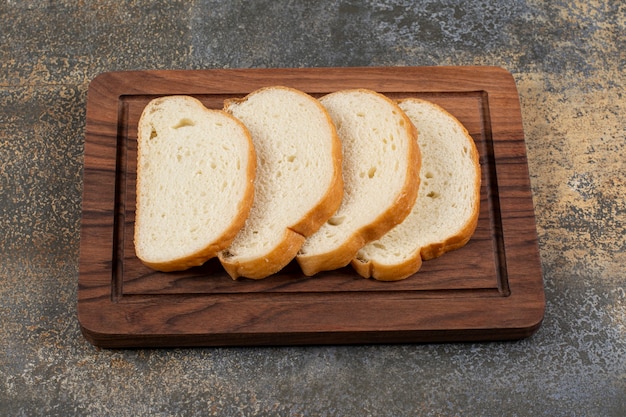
[296,89,421,276]
[218,86,343,280]
[134,95,256,272]
[352,98,481,281]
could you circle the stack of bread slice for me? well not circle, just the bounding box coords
[134,87,480,281]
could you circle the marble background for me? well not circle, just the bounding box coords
[1,1,624,416]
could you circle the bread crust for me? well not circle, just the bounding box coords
[283,89,344,239]
[351,249,423,281]
[219,86,344,279]
[297,231,370,275]
[352,98,481,281]
[297,90,421,276]
[219,229,306,279]
[134,96,256,272]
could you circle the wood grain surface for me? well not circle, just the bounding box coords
[78,66,544,347]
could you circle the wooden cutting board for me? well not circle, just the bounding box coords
[78,66,544,348]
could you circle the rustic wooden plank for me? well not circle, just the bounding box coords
[78,66,544,347]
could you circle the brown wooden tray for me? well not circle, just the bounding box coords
[78,66,544,348]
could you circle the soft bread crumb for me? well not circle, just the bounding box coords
[134,96,256,272]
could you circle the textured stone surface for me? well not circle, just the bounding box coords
[1,1,624,416]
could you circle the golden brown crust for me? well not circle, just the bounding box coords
[298,233,369,276]
[359,190,477,279]
[419,213,478,261]
[351,251,423,281]
[135,97,257,272]
[297,93,421,276]
[218,229,306,280]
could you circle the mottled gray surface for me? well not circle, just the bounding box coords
[1,1,625,416]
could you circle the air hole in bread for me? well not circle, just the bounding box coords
[287,155,296,162]
[425,172,434,179]
[327,216,345,226]
[354,255,367,263]
[149,128,158,140]
[373,242,386,250]
[427,191,440,199]
[368,167,377,178]
[356,112,365,117]
[172,118,195,129]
